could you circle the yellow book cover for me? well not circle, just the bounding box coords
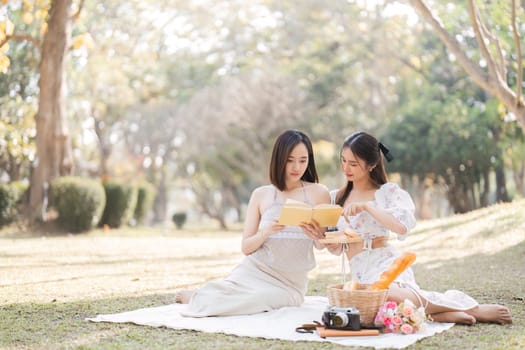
[277,199,342,227]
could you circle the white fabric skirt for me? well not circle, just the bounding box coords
[182,257,307,317]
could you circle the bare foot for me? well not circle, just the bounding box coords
[467,304,513,324]
[431,311,476,325]
[174,289,195,304]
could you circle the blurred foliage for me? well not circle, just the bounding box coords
[134,180,157,225]
[50,176,106,233]
[1,0,525,226]
[99,180,138,229]
[0,17,39,182]
[383,20,523,212]
[0,181,25,227]
[171,211,187,229]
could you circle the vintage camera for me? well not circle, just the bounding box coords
[322,305,361,330]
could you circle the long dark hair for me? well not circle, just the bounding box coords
[269,130,319,191]
[336,131,388,206]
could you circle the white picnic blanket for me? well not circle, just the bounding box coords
[87,296,454,349]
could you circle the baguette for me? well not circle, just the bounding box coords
[370,252,416,290]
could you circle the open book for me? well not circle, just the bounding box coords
[277,199,343,227]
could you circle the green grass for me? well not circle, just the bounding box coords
[1,199,524,349]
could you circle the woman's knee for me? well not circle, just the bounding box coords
[387,283,424,307]
[386,285,407,303]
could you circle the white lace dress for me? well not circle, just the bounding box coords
[182,187,316,317]
[332,182,478,310]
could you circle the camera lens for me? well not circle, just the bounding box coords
[333,312,349,327]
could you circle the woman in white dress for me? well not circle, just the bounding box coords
[313,131,512,325]
[176,129,330,317]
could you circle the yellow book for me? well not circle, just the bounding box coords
[277,199,343,227]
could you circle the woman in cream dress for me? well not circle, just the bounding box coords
[177,130,330,317]
[317,131,512,325]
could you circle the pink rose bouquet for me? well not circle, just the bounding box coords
[374,299,427,334]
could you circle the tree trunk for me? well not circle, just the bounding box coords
[194,192,229,231]
[446,187,470,213]
[480,171,490,207]
[217,217,228,230]
[28,0,73,220]
[469,183,477,209]
[444,173,470,213]
[509,154,525,196]
[153,166,168,224]
[506,98,525,133]
[224,182,243,222]
[514,159,525,196]
[8,153,22,181]
[495,165,510,202]
[94,116,111,178]
[408,0,525,133]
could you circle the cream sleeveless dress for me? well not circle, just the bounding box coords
[332,182,478,311]
[182,185,316,317]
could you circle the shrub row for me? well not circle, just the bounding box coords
[49,177,157,233]
[0,181,27,228]
[134,181,157,225]
[51,177,106,233]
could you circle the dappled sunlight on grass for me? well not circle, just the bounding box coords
[1,233,244,305]
[392,199,525,265]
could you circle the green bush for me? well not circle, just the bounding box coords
[0,182,23,228]
[133,181,157,225]
[11,181,29,202]
[99,180,138,228]
[172,212,187,229]
[50,177,106,233]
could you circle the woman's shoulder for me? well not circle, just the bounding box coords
[378,182,403,192]
[375,182,414,205]
[302,182,330,204]
[249,184,275,201]
[303,181,329,194]
[376,182,407,197]
[252,184,274,195]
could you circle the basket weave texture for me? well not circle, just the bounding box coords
[327,284,388,326]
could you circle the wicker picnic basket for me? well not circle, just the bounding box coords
[326,283,388,326]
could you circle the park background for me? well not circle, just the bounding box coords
[1,1,525,349]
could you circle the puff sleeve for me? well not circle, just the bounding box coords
[375,182,416,239]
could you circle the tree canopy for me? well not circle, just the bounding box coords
[1,0,524,226]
